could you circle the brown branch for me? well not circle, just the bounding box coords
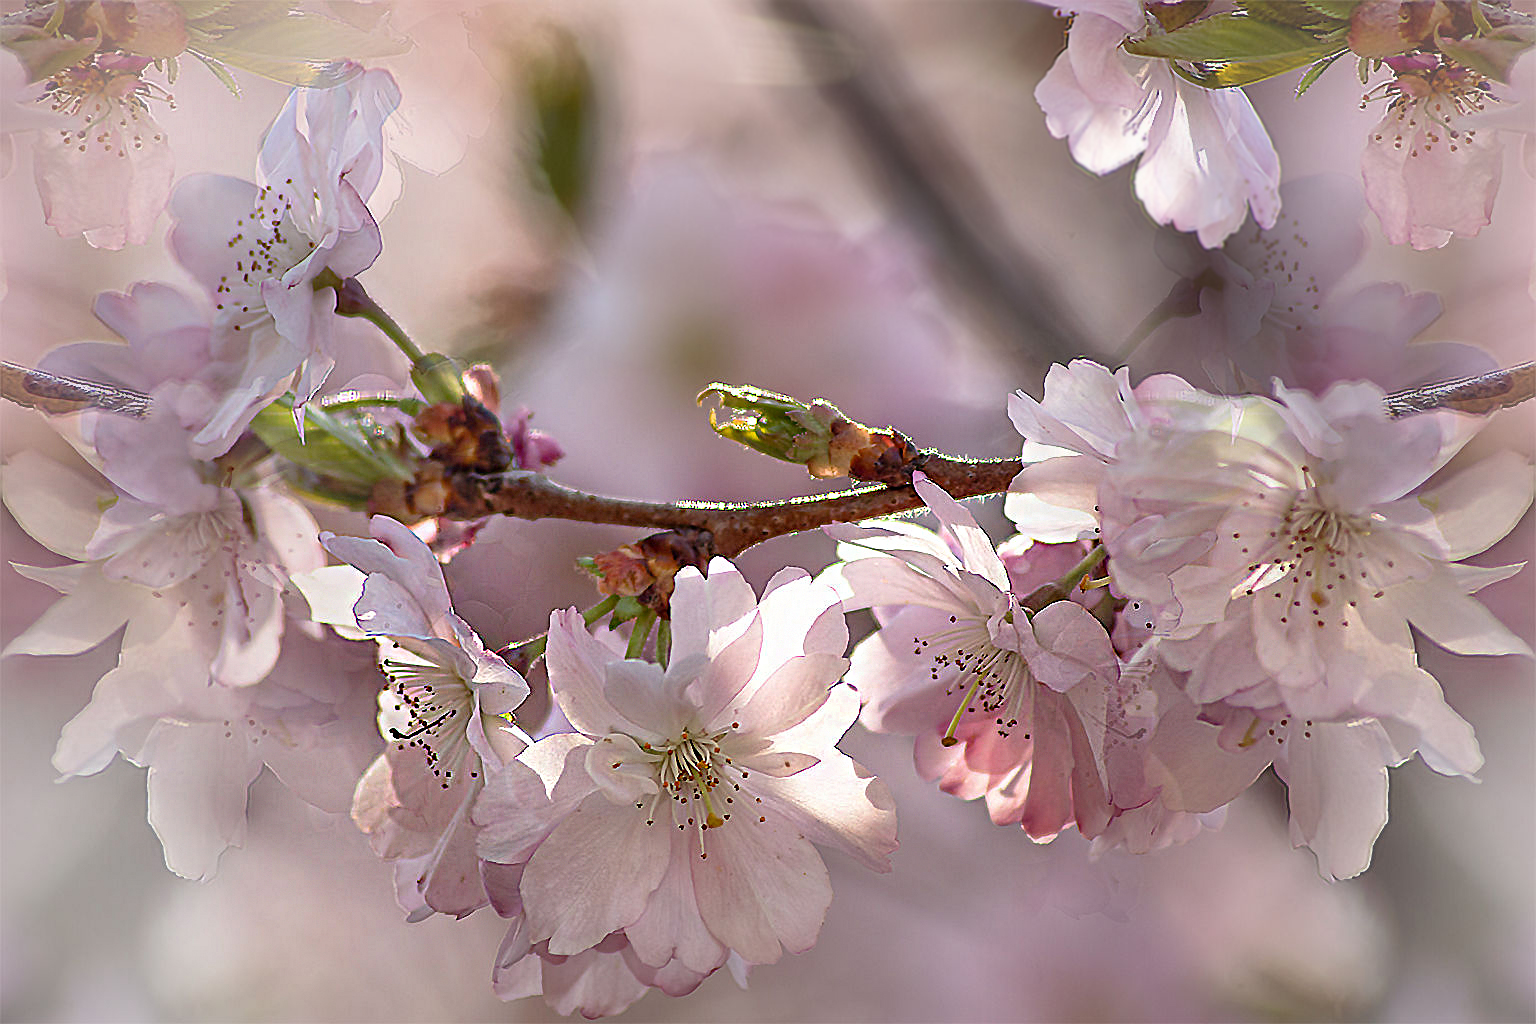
[1385,361,1535,418]
[440,362,1535,560]
[445,453,1022,559]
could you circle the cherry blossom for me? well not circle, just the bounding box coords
[1099,380,1533,723]
[27,53,174,249]
[825,476,1129,841]
[169,67,401,444]
[1138,177,1492,394]
[473,559,896,1017]
[294,514,529,919]
[2,422,335,878]
[1361,58,1505,249]
[1029,0,1281,247]
[1144,680,1479,880]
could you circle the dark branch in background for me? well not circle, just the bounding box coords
[763,0,1090,376]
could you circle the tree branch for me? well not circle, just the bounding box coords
[440,362,1535,558]
[444,452,1021,559]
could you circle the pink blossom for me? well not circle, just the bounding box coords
[1144,681,1478,880]
[825,476,1130,841]
[1003,358,1214,542]
[3,444,335,878]
[169,68,401,444]
[473,560,896,1016]
[1099,380,1532,725]
[1138,176,1492,393]
[1030,1,1280,247]
[295,514,529,919]
[29,55,173,249]
[1361,62,1505,249]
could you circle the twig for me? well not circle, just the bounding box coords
[445,453,1021,559]
[444,362,1536,558]
[763,0,1090,373]
[1384,361,1535,418]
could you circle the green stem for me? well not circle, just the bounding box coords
[1056,543,1109,593]
[330,277,460,404]
[626,609,656,660]
[319,394,426,416]
[656,620,671,670]
[503,595,619,664]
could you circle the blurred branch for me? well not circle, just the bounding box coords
[763,0,1090,376]
[1384,362,1535,418]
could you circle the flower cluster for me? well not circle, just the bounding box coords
[1,5,1531,1019]
[987,360,1530,878]
[471,560,897,1016]
[1027,0,1535,249]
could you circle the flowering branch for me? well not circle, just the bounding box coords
[433,362,1535,559]
[443,452,1021,558]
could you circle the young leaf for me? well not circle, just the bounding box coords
[1124,13,1337,63]
[1296,49,1348,94]
[1238,1,1347,31]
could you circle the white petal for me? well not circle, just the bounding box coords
[691,812,831,964]
[137,719,264,881]
[1392,578,1534,657]
[624,830,729,974]
[2,451,106,560]
[522,791,671,955]
[1274,721,1393,881]
[1413,450,1534,559]
[2,566,133,656]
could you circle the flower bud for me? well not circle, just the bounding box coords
[699,382,922,483]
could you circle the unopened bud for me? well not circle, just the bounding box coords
[699,383,924,484]
[580,529,715,616]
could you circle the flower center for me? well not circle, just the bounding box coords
[1365,66,1492,158]
[214,182,318,333]
[916,610,1033,746]
[43,65,167,158]
[1229,475,1389,632]
[380,641,479,789]
[633,725,761,858]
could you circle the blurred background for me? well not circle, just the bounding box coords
[2,2,1532,1020]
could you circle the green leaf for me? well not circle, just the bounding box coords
[1124,13,1339,63]
[1237,1,1347,31]
[1296,49,1348,95]
[251,400,412,487]
[1302,0,1360,19]
[1177,45,1349,88]
[522,29,601,226]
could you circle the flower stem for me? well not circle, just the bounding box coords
[502,595,619,665]
[330,277,461,404]
[1056,544,1109,593]
[626,609,656,660]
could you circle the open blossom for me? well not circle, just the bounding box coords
[824,476,1133,842]
[473,559,897,1018]
[1138,176,1491,394]
[1028,0,1280,247]
[1361,57,1505,249]
[169,67,401,444]
[1143,678,1477,880]
[28,52,174,249]
[1099,380,1533,723]
[294,515,529,920]
[2,410,336,878]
